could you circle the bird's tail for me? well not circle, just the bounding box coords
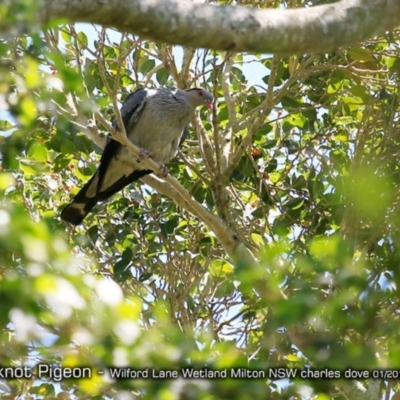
[60,174,100,225]
[61,168,153,225]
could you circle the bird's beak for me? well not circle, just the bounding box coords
[205,101,213,110]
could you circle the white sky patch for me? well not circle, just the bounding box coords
[95,278,124,305]
[0,209,10,234]
[44,278,86,320]
[22,237,48,263]
[72,327,94,346]
[26,263,44,277]
[114,320,140,345]
[9,308,37,342]
[0,94,9,110]
[43,174,59,191]
[113,347,130,367]
[46,76,64,92]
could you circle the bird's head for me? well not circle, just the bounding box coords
[185,88,214,110]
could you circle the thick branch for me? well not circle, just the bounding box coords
[36,0,400,55]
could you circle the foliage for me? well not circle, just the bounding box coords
[1,1,400,399]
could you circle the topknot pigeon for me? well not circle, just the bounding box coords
[61,86,213,225]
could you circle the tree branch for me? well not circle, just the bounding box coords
[36,0,400,55]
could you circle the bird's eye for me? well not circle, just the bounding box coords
[198,90,203,96]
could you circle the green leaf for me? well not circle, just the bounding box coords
[53,153,72,172]
[286,354,300,362]
[74,166,94,181]
[163,219,178,234]
[284,198,304,210]
[60,139,78,155]
[283,139,299,154]
[140,58,155,75]
[77,31,88,47]
[19,160,37,176]
[61,28,72,44]
[209,260,234,277]
[19,97,37,124]
[113,247,133,280]
[347,47,375,62]
[139,272,153,282]
[263,139,277,149]
[251,207,265,219]
[28,143,48,162]
[265,158,277,173]
[287,113,306,128]
[0,119,13,131]
[272,216,291,236]
[156,68,169,85]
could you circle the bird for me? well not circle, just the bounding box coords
[61,86,214,225]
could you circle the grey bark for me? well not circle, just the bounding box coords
[33,0,400,55]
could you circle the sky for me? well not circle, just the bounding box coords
[75,23,270,87]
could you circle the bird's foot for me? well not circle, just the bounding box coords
[159,164,169,178]
[136,147,152,162]
[139,148,152,158]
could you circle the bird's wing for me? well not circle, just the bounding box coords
[113,88,149,131]
[93,88,149,194]
[179,125,189,148]
[60,89,150,225]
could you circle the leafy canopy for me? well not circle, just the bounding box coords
[1,1,400,399]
